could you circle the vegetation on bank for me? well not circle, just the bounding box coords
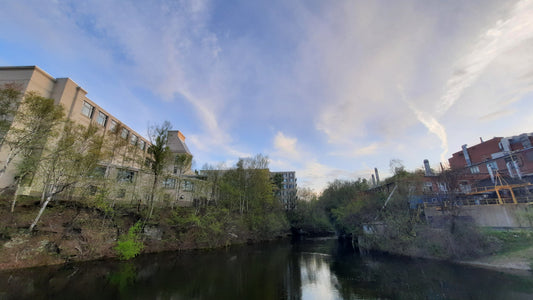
[287,162,533,263]
[1,86,290,268]
[2,85,531,268]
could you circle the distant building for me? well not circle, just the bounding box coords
[271,171,297,209]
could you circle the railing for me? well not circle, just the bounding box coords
[423,195,533,209]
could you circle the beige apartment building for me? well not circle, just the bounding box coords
[0,66,205,207]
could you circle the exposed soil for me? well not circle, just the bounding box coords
[0,197,255,270]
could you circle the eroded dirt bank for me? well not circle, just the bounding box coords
[0,199,263,270]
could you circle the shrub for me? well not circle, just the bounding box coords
[114,221,144,260]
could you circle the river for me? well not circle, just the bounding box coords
[1,238,533,299]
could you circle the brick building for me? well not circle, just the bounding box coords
[448,133,533,185]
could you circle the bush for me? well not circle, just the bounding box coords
[114,221,144,260]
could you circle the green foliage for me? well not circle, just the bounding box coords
[108,262,137,291]
[115,222,144,260]
[146,121,173,219]
[147,121,173,176]
[6,92,64,178]
[318,179,371,233]
[483,229,533,254]
[170,207,231,247]
[0,83,22,143]
[288,199,334,234]
[91,188,114,214]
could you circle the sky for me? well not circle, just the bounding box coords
[1,0,533,192]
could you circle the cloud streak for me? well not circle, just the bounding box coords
[439,0,533,114]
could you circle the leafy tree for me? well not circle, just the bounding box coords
[216,154,289,236]
[2,93,65,212]
[146,121,173,219]
[114,221,144,260]
[0,92,64,184]
[29,122,104,231]
[0,83,22,145]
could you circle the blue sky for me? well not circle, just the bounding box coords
[1,0,533,192]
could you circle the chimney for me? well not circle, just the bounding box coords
[177,131,186,142]
[462,144,472,167]
[374,168,380,184]
[480,137,483,143]
[371,174,376,186]
[423,159,433,176]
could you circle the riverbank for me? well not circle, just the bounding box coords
[0,197,288,270]
[458,244,533,273]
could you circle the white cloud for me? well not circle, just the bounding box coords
[273,132,298,158]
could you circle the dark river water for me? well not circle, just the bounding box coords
[2,238,533,299]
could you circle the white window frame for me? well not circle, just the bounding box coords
[109,120,118,132]
[81,101,94,118]
[121,128,129,139]
[96,111,108,126]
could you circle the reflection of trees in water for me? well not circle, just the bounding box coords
[2,240,533,300]
[330,252,533,299]
[108,262,136,294]
[0,242,304,300]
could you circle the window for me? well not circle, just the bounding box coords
[121,128,129,139]
[116,169,135,183]
[145,158,153,168]
[486,161,498,171]
[459,181,471,193]
[109,120,118,132]
[183,180,193,192]
[470,166,480,174]
[81,101,94,118]
[139,140,146,151]
[423,181,433,192]
[90,166,107,178]
[96,111,107,126]
[130,134,138,146]
[162,178,176,189]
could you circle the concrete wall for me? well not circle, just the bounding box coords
[425,204,533,228]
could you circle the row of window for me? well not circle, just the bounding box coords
[162,178,194,191]
[82,101,146,151]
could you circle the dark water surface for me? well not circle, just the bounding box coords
[2,238,533,299]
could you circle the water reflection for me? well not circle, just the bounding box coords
[1,238,533,299]
[300,253,340,300]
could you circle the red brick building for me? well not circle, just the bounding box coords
[448,133,533,186]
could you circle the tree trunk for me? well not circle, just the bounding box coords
[29,186,56,232]
[10,180,21,213]
[0,151,14,178]
[147,174,158,221]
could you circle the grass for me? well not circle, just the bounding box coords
[483,229,533,254]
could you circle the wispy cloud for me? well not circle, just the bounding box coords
[3,0,533,190]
